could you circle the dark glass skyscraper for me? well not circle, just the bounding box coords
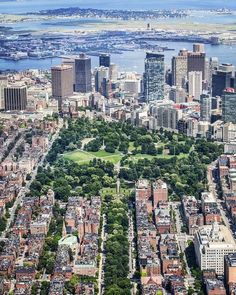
[75,54,92,93]
[200,93,212,122]
[144,52,165,102]
[99,54,111,68]
[222,88,236,124]
[212,70,232,97]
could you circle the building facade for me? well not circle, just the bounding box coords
[188,71,203,100]
[171,50,188,89]
[194,223,236,275]
[222,88,236,124]
[75,54,92,93]
[4,85,27,111]
[51,65,74,107]
[99,53,111,68]
[144,52,165,102]
[200,93,212,122]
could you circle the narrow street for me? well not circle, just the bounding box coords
[98,214,106,295]
[207,161,231,230]
[171,201,195,288]
[128,207,138,295]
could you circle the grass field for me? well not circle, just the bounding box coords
[64,149,122,164]
[100,187,133,198]
[128,152,189,162]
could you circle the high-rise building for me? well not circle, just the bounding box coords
[51,65,74,107]
[193,43,205,53]
[219,63,235,75]
[62,58,76,89]
[94,66,109,93]
[188,71,203,100]
[99,53,111,68]
[151,104,182,131]
[188,52,206,80]
[109,63,118,81]
[200,93,212,122]
[169,86,186,104]
[231,75,236,91]
[4,85,27,111]
[0,76,8,110]
[222,88,236,124]
[208,57,219,88]
[75,54,92,93]
[194,223,236,275]
[210,57,219,72]
[171,49,188,88]
[144,52,165,102]
[212,70,232,97]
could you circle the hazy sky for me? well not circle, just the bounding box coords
[0,0,236,11]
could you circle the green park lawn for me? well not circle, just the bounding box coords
[129,152,188,162]
[100,186,133,198]
[64,149,122,164]
[64,147,189,165]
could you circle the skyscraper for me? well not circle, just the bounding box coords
[51,65,74,107]
[219,63,235,75]
[200,93,212,122]
[109,63,118,81]
[193,43,205,53]
[4,85,27,111]
[188,71,203,100]
[212,70,232,97]
[144,52,165,102]
[62,58,76,89]
[75,54,92,93]
[171,49,188,88]
[0,76,8,110]
[99,53,111,68]
[94,66,109,93]
[188,52,206,80]
[222,88,236,124]
[208,57,219,88]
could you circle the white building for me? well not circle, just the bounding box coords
[189,71,203,101]
[194,223,236,275]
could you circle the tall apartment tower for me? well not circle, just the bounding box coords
[51,65,74,107]
[172,49,188,88]
[75,54,92,93]
[200,93,212,122]
[0,76,8,110]
[222,88,236,124]
[188,52,206,80]
[99,53,111,68]
[4,85,27,111]
[188,71,203,100]
[144,52,165,102]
